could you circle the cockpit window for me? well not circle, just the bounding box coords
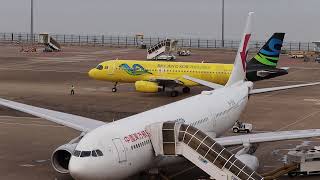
[96,65,103,70]
[80,151,91,157]
[96,149,104,156]
[74,149,103,157]
[73,150,81,157]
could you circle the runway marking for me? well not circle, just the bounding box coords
[0,119,53,125]
[304,98,320,105]
[0,67,86,73]
[34,159,49,163]
[20,164,35,167]
[0,121,64,128]
[277,110,320,131]
[264,79,317,83]
[290,67,320,70]
[0,115,40,120]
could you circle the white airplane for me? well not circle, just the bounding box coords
[1,12,320,180]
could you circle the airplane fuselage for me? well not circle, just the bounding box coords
[68,82,251,179]
[89,60,233,86]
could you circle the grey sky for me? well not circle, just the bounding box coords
[0,0,319,41]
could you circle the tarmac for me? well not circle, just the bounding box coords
[0,44,320,179]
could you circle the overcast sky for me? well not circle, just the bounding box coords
[0,0,319,41]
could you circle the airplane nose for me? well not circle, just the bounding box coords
[88,69,95,78]
[69,157,90,180]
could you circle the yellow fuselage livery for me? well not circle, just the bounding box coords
[88,60,233,86]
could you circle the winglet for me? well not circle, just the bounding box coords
[226,12,253,86]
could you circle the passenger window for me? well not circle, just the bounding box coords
[96,149,104,156]
[92,150,97,157]
[105,66,109,69]
[73,150,81,157]
[80,151,91,157]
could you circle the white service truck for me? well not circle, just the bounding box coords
[287,146,320,176]
[232,121,252,133]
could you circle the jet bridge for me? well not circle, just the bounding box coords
[146,122,264,180]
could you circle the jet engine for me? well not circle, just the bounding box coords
[135,81,161,93]
[236,154,259,171]
[51,143,77,174]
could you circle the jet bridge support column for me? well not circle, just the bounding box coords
[146,122,264,180]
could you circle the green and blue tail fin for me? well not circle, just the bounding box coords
[247,33,285,70]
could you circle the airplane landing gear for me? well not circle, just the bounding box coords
[182,87,190,93]
[170,90,179,97]
[112,82,118,92]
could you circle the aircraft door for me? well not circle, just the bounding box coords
[108,61,116,75]
[112,138,127,163]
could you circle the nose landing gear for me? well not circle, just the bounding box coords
[112,82,118,92]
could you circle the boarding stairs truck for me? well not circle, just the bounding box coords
[147,39,177,60]
[146,122,264,180]
[39,33,61,52]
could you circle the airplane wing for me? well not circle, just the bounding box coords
[183,75,224,89]
[149,77,184,87]
[215,129,320,146]
[0,98,106,132]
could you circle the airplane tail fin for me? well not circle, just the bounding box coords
[225,12,253,87]
[247,33,285,70]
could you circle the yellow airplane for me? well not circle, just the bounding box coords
[88,33,288,97]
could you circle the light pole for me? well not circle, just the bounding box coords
[221,0,224,47]
[31,0,34,43]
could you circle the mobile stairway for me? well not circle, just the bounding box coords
[146,122,264,180]
[262,163,298,180]
[147,39,177,60]
[39,33,61,52]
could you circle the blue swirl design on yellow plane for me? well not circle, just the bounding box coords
[119,64,152,75]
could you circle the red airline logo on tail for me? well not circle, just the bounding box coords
[240,34,251,71]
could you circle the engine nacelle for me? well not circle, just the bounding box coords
[236,154,259,171]
[135,81,161,93]
[51,143,77,174]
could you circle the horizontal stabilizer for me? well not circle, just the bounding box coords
[183,75,224,89]
[250,82,320,95]
[280,67,290,71]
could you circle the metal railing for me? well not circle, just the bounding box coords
[0,32,316,52]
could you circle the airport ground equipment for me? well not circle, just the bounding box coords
[232,121,252,133]
[39,33,61,52]
[313,41,320,52]
[262,163,298,180]
[147,39,178,60]
[177,49,191,56]
[288,51,305,59]
[146,122,263,180]
[315,56,320,63]
[135,34,146,49]
[286,146,320,176]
